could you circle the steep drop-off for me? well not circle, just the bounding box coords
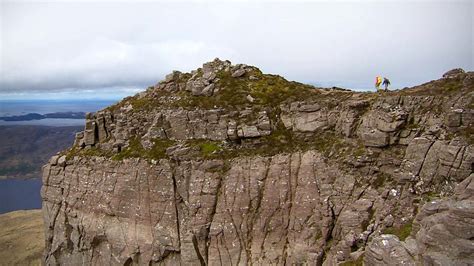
[42,60,473,265]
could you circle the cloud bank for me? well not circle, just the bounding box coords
[1,1,472,99]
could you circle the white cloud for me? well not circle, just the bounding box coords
[0,1,472,99]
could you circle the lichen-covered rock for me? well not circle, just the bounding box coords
[364,235,416,265]
[356,108,407,147]
[365,174,474,266]
[281,102,330,132]
[397,137,473,193]
[412,174,474,265]
[335,99,370,137]
[231,68,246,78]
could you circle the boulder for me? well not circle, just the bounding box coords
[290,102,321,112]
[201,83,215,96]
[442,68,465,78]
[294,111,328,132]
[49,155,60,166]
[188,79,208,96]
[164,70,181,83]
[358,128,389,147]
[364,235,415,266]
[413,174,474,265]
[83,120,97,146]
[237,125,261,138]
[74,131,84,147]
[246,94,255,103]
[231,68,246,78]
[356,109,407,147]
[96,116,108,142]
[445,110,462,127]
[281,103,329,132]
[202,72,216,81]
[257,112,272,132]
[57,155,67,167]
[226,120,238,140]
[397,137,434,181]
[365,174,474,266]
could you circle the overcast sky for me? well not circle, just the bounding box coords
[1,0,472,100]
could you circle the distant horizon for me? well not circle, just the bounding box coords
[1,1,471,100]
[0,70,456,101]
[0,99,116,120]
[0,98,121,102]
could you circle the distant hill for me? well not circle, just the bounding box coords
[0,125,82,179]
[0,111,86,121]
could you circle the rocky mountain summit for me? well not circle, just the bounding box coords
[42,59,473,265]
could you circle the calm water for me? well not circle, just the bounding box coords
[0,178,43,214]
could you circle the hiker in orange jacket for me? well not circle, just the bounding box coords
[375,76,382,91]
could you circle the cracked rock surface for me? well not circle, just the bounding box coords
[42,60,473,265]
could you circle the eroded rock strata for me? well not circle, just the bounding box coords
[42,59,473,265]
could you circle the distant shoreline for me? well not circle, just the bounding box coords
[0,111,86,121]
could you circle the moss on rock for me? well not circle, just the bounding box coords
[382,221,413,241]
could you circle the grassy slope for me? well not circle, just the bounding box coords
[0,209,44,265]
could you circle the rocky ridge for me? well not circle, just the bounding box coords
[42,59,473,265]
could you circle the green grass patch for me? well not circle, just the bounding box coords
[65,137,176,162]
[64,146,111,160]
[372,172,393,189]
[182,124,346,160]
[172,68,348,111]
[199,142,221,156]
[129,97,155,111]
[187,140,223,159]
[105,64,360,120]
[382,221,413,241]
[112,138,175,161]
[352,142,366,157]
[399,74,465,97]
[422,191,441,202]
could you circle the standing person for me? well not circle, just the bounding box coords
[382,77,391,91]
[375,76,382,91]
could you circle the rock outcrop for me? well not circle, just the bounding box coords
[365,174,474,265]
[42,60,473,265]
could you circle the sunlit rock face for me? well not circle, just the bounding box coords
[42,61,474,265]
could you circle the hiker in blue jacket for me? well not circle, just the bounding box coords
[382,77,391,91]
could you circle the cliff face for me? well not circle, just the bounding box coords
[41,60,473,265]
